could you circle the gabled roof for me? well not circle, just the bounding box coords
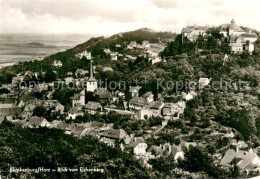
[0,107,22,116]
[171,146,183,157]
[100,129,127,140]
[57,122,69,129]
[129,86,142,93]
[28,117,47,127]
[241,33,258,38]
[94,88,112,99]
[143,91,153,98]
[127,138,145,148]
[90,121,105,128]
[129,97,147,106]
[71,125,85,137]
[85,101,102,110]
[68,107,83,114]
[220,149,260,170]
[70,93,83,100]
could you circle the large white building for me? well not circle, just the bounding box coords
[220,19,258,54]
[182,25,209,42]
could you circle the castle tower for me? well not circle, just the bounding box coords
[86,54,98,92]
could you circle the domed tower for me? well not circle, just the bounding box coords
[231,19,235,24]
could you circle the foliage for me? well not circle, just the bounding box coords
[0,121,150,178]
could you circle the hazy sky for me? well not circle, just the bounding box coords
[0,0,260,36]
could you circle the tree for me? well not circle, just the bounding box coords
[33,106,47,117]
[44,69,57,82]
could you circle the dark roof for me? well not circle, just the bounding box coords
[70,93,83,100]
[127,138,145,148]
[129,97,147,106]
[143,91,153,98]
[71,125,85,137]
[100,129,127,140]
[241,33,258,38]
[85,101,102,110]
[94,88,112,99]
[0,107,22,116]
[129,86,141,93]
[57,122,69,129]
[68,107,82,114]
[28,117,46,126]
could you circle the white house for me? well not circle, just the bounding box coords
[129,86,141,98]
[67,107,84,120]
[52,60,62,67]
[70,90,85,107]
[143,92,154,103]
[110,52,118,61]
[198,78,210,89]
[133,141,147,155]
[27,117,50,128]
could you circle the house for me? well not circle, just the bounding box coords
[220,149,260,171]
[67,107,84,120]
[127,41,137,49]
[12,76,24,86]
[142,91,154,103]
[162,101,185,117]
[129,97,147,110]
[55,103,64,114]
[145,101,164,117]
[65,77,74,84]
[149,143,184,160]
[136,108,152,120]
[75,50,91,59]
[127,138,147,155]
[182,25,209,42]
[171,146,185,161]
[150,57,162,64]
[99,129,128,147]
[125,55,136,60]
[110,52,118,61]
[142,41,150,48]
[104,48,111,54]
[198,78,210,89]
[70,90,85,107]
[0,98,15,109]
[0,107,21,118]
[129,86,142,98]
[76,69,88,76]
[85,101,102,114]
[94,88,112,104]
[71,125,86,138]
[114,90,125,98]
[103,67,114,72]
[52,60,62,67]
[27,117,50,128]
[12,119,28,128]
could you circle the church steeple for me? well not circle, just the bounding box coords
[89,59,94,79]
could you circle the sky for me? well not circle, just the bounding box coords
[0,0,260,36]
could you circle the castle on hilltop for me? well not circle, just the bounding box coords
[181,19,258,54]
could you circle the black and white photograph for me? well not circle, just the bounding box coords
[0,0,260,178]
